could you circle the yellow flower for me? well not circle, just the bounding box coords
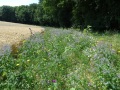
[117,51,120,53]
[43,58,46,61]
[27,60,30,62]
[16,64,20,66]
[95,41,99,44]
[96,41,99,43]
[23,40,26,43]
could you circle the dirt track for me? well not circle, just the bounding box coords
[0,21,44,55]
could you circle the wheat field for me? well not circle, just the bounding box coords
[0,21,44,55]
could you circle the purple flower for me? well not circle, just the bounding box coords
[52,80,56,83]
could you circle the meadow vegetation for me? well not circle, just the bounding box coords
[0,27,120,90]
[0,0,120,89]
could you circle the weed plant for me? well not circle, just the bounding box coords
[0,28,120,90]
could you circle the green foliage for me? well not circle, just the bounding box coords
[0,28,120,89]
[0,0,120,30]
[15,5,30,23]
[0,6,16,22]
[57,0,75,28]
[83,25,92,34]
[28,3,38,24]
[84,42,120,89]
[41,0,74,27]
[72,0,120,30]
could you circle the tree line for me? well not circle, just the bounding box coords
[0,0,120,31]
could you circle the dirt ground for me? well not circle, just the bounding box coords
[0,21,44,55]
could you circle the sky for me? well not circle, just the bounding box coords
[0,0,39,6]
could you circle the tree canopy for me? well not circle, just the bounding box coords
[0,0,120,31]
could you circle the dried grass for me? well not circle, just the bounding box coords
[0,21,44,48]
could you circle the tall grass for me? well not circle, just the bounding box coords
[0,28,120,90]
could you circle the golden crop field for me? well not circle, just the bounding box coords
[0,21,44,47]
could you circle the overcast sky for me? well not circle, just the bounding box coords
[0,0,39,6]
